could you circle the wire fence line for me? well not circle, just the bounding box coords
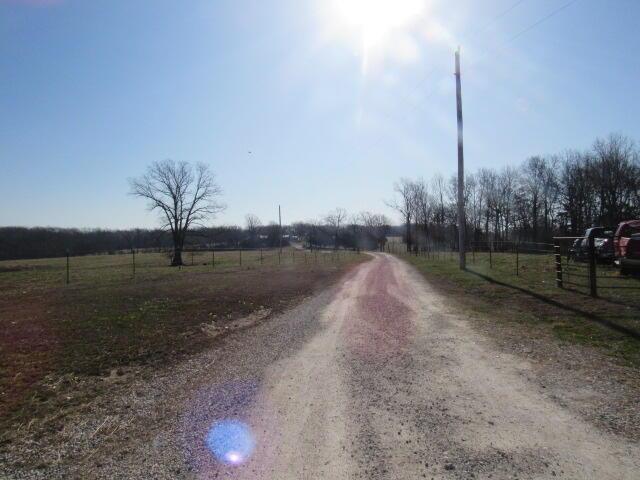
[553,237,640,297]
[0,247,362,288]
[390,238,639,303]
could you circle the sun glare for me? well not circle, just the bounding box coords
[331,0,425,51]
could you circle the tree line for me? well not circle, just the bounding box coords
[0,212,393,261]
[0,226,274,261]
[290,209,392,251]
[389,133,640,250]
[8,133,635,261]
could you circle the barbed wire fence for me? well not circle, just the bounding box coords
[0,246,362,287]
[389,237,639,302]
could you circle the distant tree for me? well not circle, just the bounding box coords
[129,160,224,266]
[559,150,592,234]
[432,174,447,226]
[245,214,262,245]
[347,214,363,250]
[519,156,549,241]
[591,133,639,226]
[361,212,391,250]
[411,179,431,249]
[265,222,281,247]
[324,207,348,249]
[386,178,415,252]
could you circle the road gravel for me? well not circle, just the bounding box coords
[7,253,640,479]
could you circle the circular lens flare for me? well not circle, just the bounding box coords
[205,420,255,466]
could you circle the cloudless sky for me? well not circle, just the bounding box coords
[1,0,639,228]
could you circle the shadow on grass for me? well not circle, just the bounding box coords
[465,268,640,341]
[570,288,640,311]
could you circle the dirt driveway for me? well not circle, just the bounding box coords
[5,253,639,479]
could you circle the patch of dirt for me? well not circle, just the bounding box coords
[0,294,62,420]
[200,308,272,339]
[0,260,366,477]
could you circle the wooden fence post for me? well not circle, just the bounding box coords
[588,236,597,297]
[554,240,563,288]
[239,248,242,266]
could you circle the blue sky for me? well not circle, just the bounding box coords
[1,0,639,228]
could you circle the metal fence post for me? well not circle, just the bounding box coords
[554,240,563,288]
[515,243,519,276]
[239,248,242,266]
[132,249,136,278]
[212,249,215,269]
[66,250,70,284]
[260,248,263,264]
[588,236,597,297]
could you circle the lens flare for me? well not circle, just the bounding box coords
[331,0,425,50]
[205,420,255,466]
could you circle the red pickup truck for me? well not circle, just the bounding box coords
[613,220,640,274]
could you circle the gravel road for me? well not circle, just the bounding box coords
[11,253,639,479]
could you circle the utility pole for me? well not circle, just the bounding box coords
[278,205,282,254]
[455,47,466,270]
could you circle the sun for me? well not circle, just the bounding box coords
[331,0,425,51]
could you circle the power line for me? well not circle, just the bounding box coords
[356,0,582,157]
[465,0,581,73]
[507,0,580,44]
[393,0,532,116]
[384,0,538,123]
[464,0,529,42]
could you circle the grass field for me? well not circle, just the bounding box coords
[0,248,366,432]
[0,248,336,290]
[398,250,640,367]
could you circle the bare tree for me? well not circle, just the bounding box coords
[391,132,639,244]
[477,168,498,241]
[265,222,281,247]
[130,160,224,266]
[412,179,432,249]
[360,212,391,251]
[498,166,518,241]
[519,157,546,241]
[432,174,447,226]
[245,213,262,243]
[348,214,363,251]
[386,178,414,251]
[559,150,591,234]
[324,207,348,249]
[591,133,639,226]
